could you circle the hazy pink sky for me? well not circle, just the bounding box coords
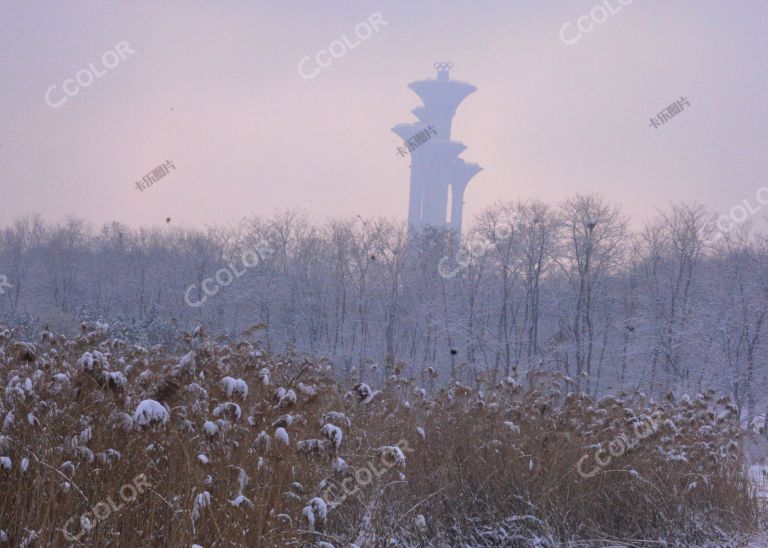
[1,0,767,231]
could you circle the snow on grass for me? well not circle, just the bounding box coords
[203,421,218,437]
[321,423,343,448]
[276,387,297,407]
[275,427,289,446]
[351,383,377,404]
[213,402,241,420]
[221,376,248,399]
[191,491,211,522]
[78,351,94,371]
[228,494,253,508]
[133,399,169,427]
[321,411,350,428]
[298,382,317,397]
[260,368,270,386]
[377,445,406,468]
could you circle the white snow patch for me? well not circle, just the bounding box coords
[108,371,128,388]
[203,421,218,437]
[192,491,211,522]
[332,456,348,473]
[213,402,242,420]
[322,411,351,427]
[352,383,376,404]
[302,505,315,529]
[275,427,289,446]
[415,514,427,530]
[228,494,253,508]
[378,446,406,467]
[277,388,297,406]
[298,382,317,396]
[3,412,14,432]
[78,352,94,371]
[133,400,169,427]
[308,497,327,520]
[321,423,343,448]
[260,368,270,386]
[221,376,249,399]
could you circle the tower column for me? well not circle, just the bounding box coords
[450,181,467,233]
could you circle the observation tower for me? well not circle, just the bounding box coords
[392,62,482,239]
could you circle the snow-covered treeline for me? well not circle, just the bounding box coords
[1,195,767,415]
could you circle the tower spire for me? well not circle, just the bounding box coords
[434,61,453,80]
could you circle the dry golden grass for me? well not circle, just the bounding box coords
[0,323,764,546]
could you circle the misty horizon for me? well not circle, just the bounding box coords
[2,1,768,231]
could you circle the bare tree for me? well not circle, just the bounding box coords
[556,195,627,393]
